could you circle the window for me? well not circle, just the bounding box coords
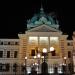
[0,63,10,72]
[5,64,10,71]
[10,41,14,45]
[14,51,18,58]
[8,42,10,45]
[1,42,3,45]
[67,43,70,46]
[7,51,10,58]
[31,49,35,56]
[39,37,48,45]
[68,51,71,58]
[15,42,19,45]
[4,41,8,45]
[0,63,2,71]
[67,42,73,46]
[29,37,38,45]
[51,50,56,56]
[0,51,3,58]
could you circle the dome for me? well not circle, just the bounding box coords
[27,7,59,30]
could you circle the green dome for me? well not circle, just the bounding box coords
[27,7,59,30]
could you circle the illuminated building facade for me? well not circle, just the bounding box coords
[0,7,74,74]
[73,31,75,72]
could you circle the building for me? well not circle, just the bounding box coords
[73,31,75,72]
[0,7,74,75]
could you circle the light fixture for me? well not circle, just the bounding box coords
[43,48,47,53]
[50,47,54,52]
[64,57,67,60]
[34,56,37,59]
[37,53,41,58]
[25,57,27,59]
[41,56,44,59]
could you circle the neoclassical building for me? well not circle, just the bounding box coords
[0,7,74,75]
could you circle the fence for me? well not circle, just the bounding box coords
[0,63,74,75]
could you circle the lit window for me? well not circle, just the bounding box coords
[50,37,59,44]
[39,37,48,44]
[29,37,38,44]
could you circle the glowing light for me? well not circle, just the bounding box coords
[39,37,48,44]
[33,64,34,65]
[50,37,58,41]
[23,63,25,66]
[35,63,38,65]
[49,68,54,74]
[62,63,66,66]
[40,37,48,40]
[64,57,67,60]
[43,48,47,53]
[29,37,38,43]
[25,57,27,59]
[58,67,63,74]
[37,53,41,58]
[34,56,37,59]
[50,47,54,52]
[41,56,44,59]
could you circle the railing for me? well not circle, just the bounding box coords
[0,64,74,75]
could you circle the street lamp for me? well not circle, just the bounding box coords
[64,57,67,65]
[42,47,55,62]
[24,56,27,75]
[63,57,67,74]
[41,56,44,63]
[50,47,55,52]
[37,53,41,73]
[37,53,41,58]
[42,48,47,62]
[34,56,37,59]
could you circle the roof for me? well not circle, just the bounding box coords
[27,7,59,30]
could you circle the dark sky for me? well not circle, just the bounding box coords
[0,0,75,39]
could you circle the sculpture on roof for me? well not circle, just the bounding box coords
[27,6,59,30]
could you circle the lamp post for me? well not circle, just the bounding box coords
[25,57,27,66]
[37,53,41,73]
[64,57,67,65]
[37,53,41,65]
[42,48,47,62]
[41,56,44,63]
[63,57,67,74]
[24,56,27,75]
[42,47,55,62]
[41,47,55,74]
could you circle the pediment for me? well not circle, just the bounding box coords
[27,25,59,32]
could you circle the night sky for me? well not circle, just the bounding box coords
[0,0,75,39]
